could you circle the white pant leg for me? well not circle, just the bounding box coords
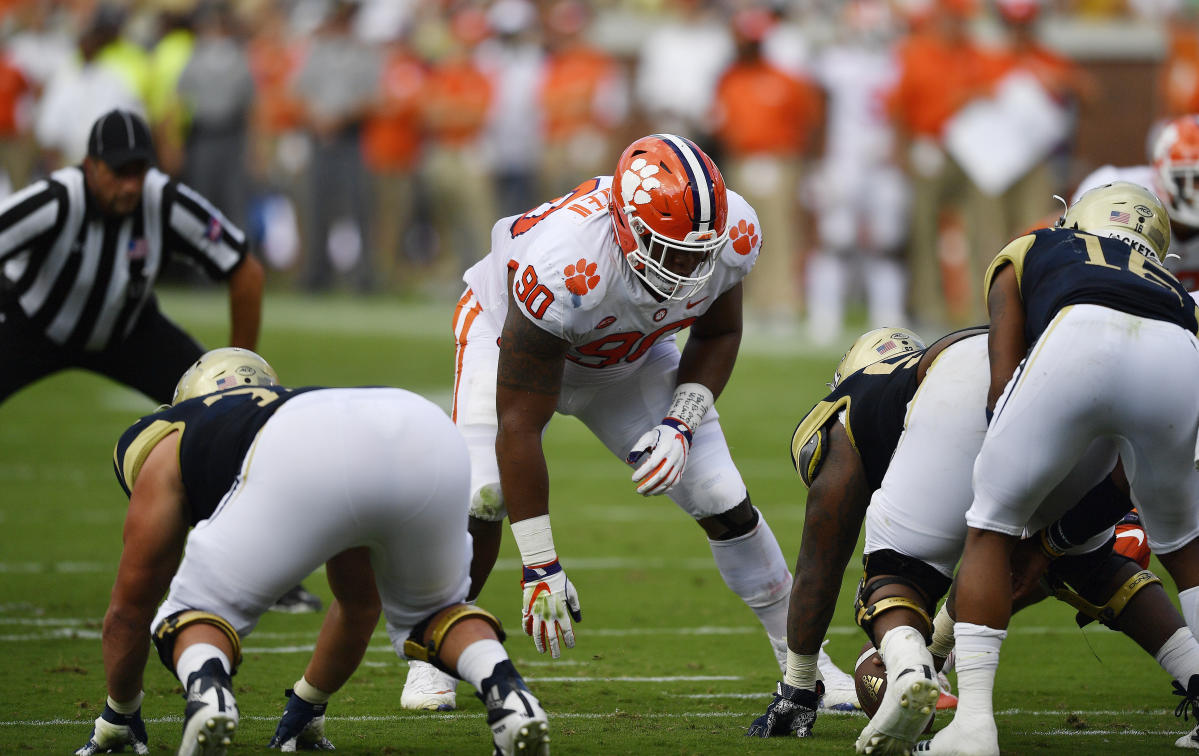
[864,335,989,577]
[560,339,748,518]
[968,306,1199,548]
[453,290,506,521]
[155,389,472,647]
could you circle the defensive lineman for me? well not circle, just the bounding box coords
[75,349,549,756]
[402,133,859,710]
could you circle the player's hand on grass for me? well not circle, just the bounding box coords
[268,688,335,751]
[746,680,824,738]
[627,420,692,495]
[521,559,582,658]
[75,696,150,755]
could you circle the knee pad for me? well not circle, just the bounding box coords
[469,482,506,522]
[152,610,242,678]
[404,604,506,675]
[1047,564,1162,629]
[702,497,758,541]
[853,550,952,644]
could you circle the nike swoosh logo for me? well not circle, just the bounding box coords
[1116,530,1146,546]
[685,297,709,309]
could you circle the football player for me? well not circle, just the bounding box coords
[749,322,1199,751]
[75,349,549,756]
[1071,114,1199,290]
[402,133,859,711]
[921,183,1199,755]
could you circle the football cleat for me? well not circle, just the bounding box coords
[269,584,323,614]
[401,660,457,711]
[481,660,550,756]
[913,717,1000,755]
[855,664,940,755]
[819,642,863,712]
[179,659,239,756]
[934,670,957,710]
[1178,724,1199,749]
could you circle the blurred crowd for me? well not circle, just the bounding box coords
[2,0,1199,339]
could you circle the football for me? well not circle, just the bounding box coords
[854,642,887,718]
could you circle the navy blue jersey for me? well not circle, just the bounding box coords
[984,227,1199,345]
[791,349,922,492]
[113,386,321,525]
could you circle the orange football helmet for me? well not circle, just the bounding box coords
[609,134,729,300]
[1152,114,1199,228]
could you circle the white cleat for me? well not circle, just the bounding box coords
[855,664,939,755]
[913,717,999,755]
[1177,724,1199,749]
[401,660,458,711]
[819,639,862,712]
[484,670,550,756]
[178,660,239,756]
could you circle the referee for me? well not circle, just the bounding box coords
[0,109,319,613]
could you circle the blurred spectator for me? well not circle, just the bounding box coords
[805,0,910,345]
[478,0,544,219]
[0,44,33,195]
[146,6,196,177]
[971,0,1095,248]
[887,0,998,327]
[362,31,427,291]
[36,7,145,168]
[1160,7,1199,117]
[710,7,823,333]
[633,0,733,140]
[537,0,628,198]
[421,6,496,293]
[292,0,381,293]
[177,1,255,233]
[246,0,308,273]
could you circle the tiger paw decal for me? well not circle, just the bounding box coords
[620,158,661,206]
[729,219,759,256]
[565,258,600,298]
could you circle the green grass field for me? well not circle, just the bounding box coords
[0,289,1192,754]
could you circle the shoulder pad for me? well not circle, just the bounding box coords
[791,395,851,488]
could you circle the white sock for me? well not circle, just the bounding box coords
[1181,586,1199,641]
[708,510,791,642]
[865,257,907,326]
[785,649,820,689]
[952,622,1007,721]
[805,253,848,345]
[456,639,507,691]
[1156,627,1199,685]
[175,643,231,684]
[879,625,930,681]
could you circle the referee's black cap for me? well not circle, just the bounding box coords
[87,109,156,170]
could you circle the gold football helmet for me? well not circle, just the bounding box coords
[1060,181,1171,263]
[831,327,925,388]
[172,347,278,405]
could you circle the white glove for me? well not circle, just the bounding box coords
[75,696,150,756]
[628,419,691,495]
[522,559,582,658]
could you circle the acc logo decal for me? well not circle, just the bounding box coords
[730,219,759,256]
[596,316,617,329]
[620,158,660,207]
[1134,204,1155,218]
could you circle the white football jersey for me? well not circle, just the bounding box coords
[1073,164,1199,290]
[462,175,761,382]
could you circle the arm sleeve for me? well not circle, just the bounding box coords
[161,179,247,280]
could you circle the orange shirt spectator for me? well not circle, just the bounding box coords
[540,44,621,143]
[1162,24,1199,117]
[888,29,997,139]
[0,51,30,137]
[423,57,492,148]
[363,45,426,172]
[248,31,306,136]
[712,60,822,155]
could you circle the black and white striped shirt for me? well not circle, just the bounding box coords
[0,166,247,351]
